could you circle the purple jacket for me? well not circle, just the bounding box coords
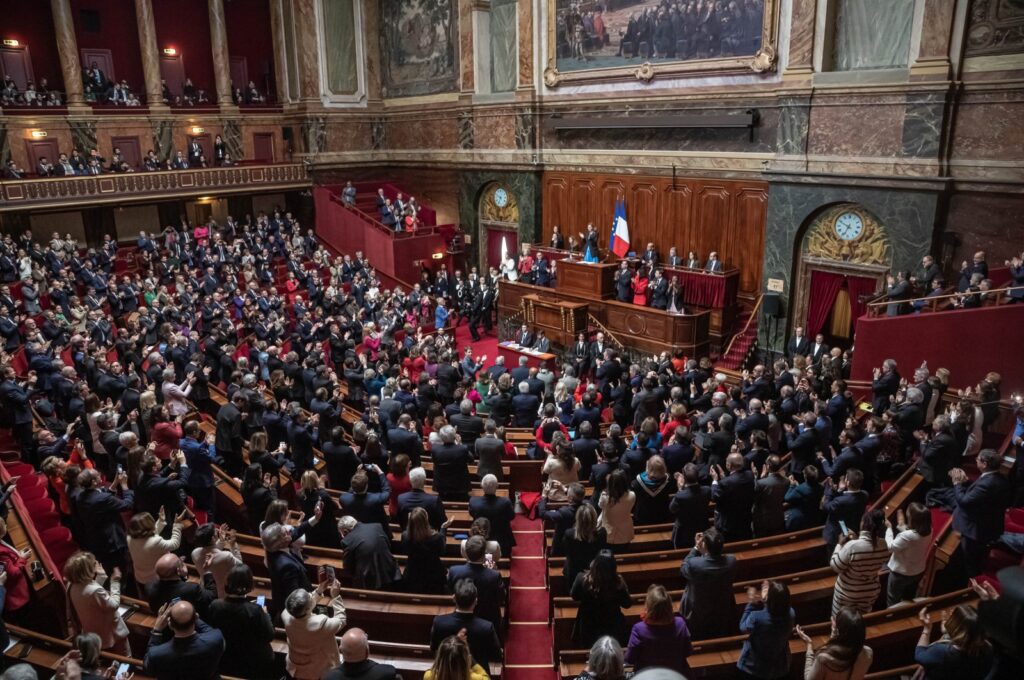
[624,616,693,675]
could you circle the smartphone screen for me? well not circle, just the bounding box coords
[117,663,130,678]
[838,520,849,535]
[325,565,336,582]
[255,595,265,607]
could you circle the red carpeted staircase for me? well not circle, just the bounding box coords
[717,306,759,370]
[503,514,558,680]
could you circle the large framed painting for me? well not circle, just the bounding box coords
[544,0,780,87]
[380,0,460,98]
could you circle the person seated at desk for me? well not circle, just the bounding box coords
[514,324,534,348]
[667,246,683,267]
[632,265,650,306]
[533,330,551,353]
[567,236,580,257]
[913,277,947,312]
[550,226,565,250]
[686,251,702,269]
[705,251,723,273]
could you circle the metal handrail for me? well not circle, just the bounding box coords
[866,285,1024,316]
[721,294,763,359]
[585,313,628,353]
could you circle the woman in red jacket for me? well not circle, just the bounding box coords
[0,517,30,613]
[150,406,183,461]
[632,265,650,306]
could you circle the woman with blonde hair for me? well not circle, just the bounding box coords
[543,440,581,503]
[400,506,449,594]
[914,604,993,680]
[563,503,608,586]
[126,510,185,585]
[63,551,130,654]
[424,634,488,680]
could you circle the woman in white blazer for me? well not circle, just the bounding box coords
[281,583,347,679]
[63,551,130,655]
[160,367,194,418]
[127,511,184,586]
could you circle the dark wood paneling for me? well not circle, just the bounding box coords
[110,136,141,170]
[541,171,768,299]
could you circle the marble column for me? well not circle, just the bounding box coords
[910,0,955,79]
[134,0,168,109]
[517,0,534,90]
[208,0,235,107]
[268,0,290,103]
[292,0,322,104]
[50,0,86,107]
[459,0,475,94]
[782,0,816,80]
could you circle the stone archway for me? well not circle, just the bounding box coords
[477,181,520,270]
[791,203,893,344]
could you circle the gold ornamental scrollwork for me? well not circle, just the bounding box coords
[749,43,777,73]
[633,62,655,83]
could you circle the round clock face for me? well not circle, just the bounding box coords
[494,188,509,208]
[834,212,864,241]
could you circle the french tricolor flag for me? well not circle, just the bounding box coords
[610,199,631,258]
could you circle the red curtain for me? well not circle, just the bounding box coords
[846,275,879,332]
[806,270,845,337]
[487,228,516,270]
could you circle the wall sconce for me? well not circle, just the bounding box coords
[30,130,47,139]
[191,126,205,135]
[163,47,177,56]
[431,252,444,260]
[2,39,20,48]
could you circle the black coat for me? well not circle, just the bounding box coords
[446,562,504,626]
[74,487,135,559]
[205,596,276,678]
[468,494,516,556]
[431,443,472,498]
[430,611,503,670]
[669,484,711,549]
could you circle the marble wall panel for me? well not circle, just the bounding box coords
[946,191,1024,266]
[950,96,1024,161]
[900,92,945,158]
[491,0,518,93]
[474,109,518,149]
[807,101,904,158]
[760,180,939,348]
[322,0,360,95]
[386,113,460,150]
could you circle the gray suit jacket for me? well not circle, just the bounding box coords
[474,436,505,481]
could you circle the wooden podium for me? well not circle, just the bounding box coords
[522,294,589,346]
[557,259,617,299]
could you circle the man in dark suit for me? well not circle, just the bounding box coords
[338,466,392,536]
[337,516,401,590]
[135,453,192,521]
[952,449,1014,576]
[786,326,810,360]
[533,331,551,353]
[261,516,317,622]
[0,367,34,454]
[147,553,217,618]
[667,246,683,267]
[752,455,788,537]
[430,579,503,671]
[324,628,400,680]
[143,601,224,680]
[822,468,869,553]
[710,453,755,542]
[514,324,534,348]
[446,536,504,626]
[785,413,820,477]
[450,399,485,446]
[509,356,531,386]
[397,467,447,529]
[474,422,506,481]
[615,261,633,302]
[670,463,711,549]
[807,333,829,366]
[511,382,540,428]
[386,414,424,468]
[871,359,901,414]
[571,421,601,478]
[187,139,204,166]
[649,269,669,310]
[431,426,473,502]
[679,527,736,640]
[215,393,247,477]
[641,242,659,268]
[73,468,135,573]
[704,251,723,272]
[534,252,552,287]
[885,271,912,316]
[469,475,516,557]
[916,414,959,489]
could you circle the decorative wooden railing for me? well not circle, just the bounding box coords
[0,162,310,211]
[866,285,1024,316]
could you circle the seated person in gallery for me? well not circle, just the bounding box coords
[667,246,683,267]
[705,251,723,273]
[551,226,565,250]
[533,330,551,354]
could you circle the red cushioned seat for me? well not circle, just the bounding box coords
[15,483,47,502]
[0,451,20,463]
[31,510,61,531]
[40,525,72,548]
[3,462,34,477]
[22,496,56,517]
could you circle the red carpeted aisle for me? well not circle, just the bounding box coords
[503,514,558,680]
[451,317,499,362]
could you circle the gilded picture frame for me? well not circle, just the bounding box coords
[544,0,781,87]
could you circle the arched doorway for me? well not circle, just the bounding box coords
[477,182,520,270]
[791,203,892,347]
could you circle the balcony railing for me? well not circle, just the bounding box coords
[0,162,310,211]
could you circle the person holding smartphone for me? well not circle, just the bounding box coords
[282,576,347,680]
[206,565,276,679]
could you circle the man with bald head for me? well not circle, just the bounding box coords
[710,452,755,542]
[143,600,224,679]
[323,628,400,680]
[146,552,217,619]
